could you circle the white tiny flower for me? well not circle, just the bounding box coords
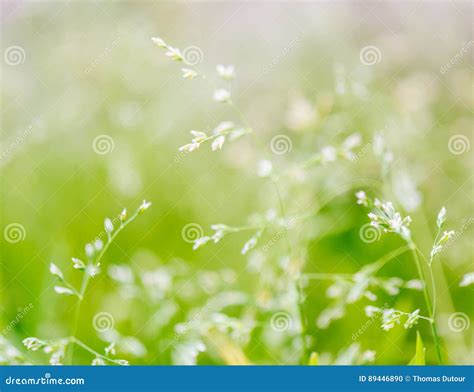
[285,96,316,130]
[257,160,273,177]
[373,134,385,156]
[116,359,129,366]
[460,272,474,287]
[361,350,376,363]
[437,206,446,228]
[72,257,85,270]
[54,286,74,295]
[384,151,394,163]
[182,68,198,80]
[85,243,95,258]
[94,239,103,251]
[179,142,200,152]
[321,146,337,163]
[49,263,64,280]
[405,279,423,290]
[165,46,183,61]
[355,191,367,206]
[343,133,362,149]
[86,264,100,277]
[211,229,224,243]
[104,218,114,234]
[213,89,231,103]
[216,64,235,80]
[229,127,250,140]
[364,291,377,301]
[213,121,234,135]
[403,309,420,329]
[138,200,152,214]
[381,309,400,331]
[108,264,134,284]
[92,358,106,366]
[364,305,380,317]
[23,337,45,351]
[327,282,344,299]
[438,230,455,245]
[211,136,225,151]
[105,342,116,356]
[193,236,211,250]
[151,37,167,48]
[241,237,257,255]
[190,130,207,142]
[430,244,443,260]
[120,208,127,222]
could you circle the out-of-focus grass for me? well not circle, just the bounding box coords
[1,1,472,365]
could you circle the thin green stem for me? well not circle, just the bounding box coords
[229,100,308,364]
[408,240,442,364]
[69,210,142,364]
[394,311,433,323]
[302,245,411,282]
[69,337,125,365]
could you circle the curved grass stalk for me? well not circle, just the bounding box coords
[69,337,127,365]
[407,239,443,364]
[69,203,151,364]
[302,245,411,281]
[230,101,310,363]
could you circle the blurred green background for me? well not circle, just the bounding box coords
[1,0,472,365]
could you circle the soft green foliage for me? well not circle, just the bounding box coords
[1,2,472,366]
[408,332,426,366]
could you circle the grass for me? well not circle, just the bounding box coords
[1,1,472,366]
